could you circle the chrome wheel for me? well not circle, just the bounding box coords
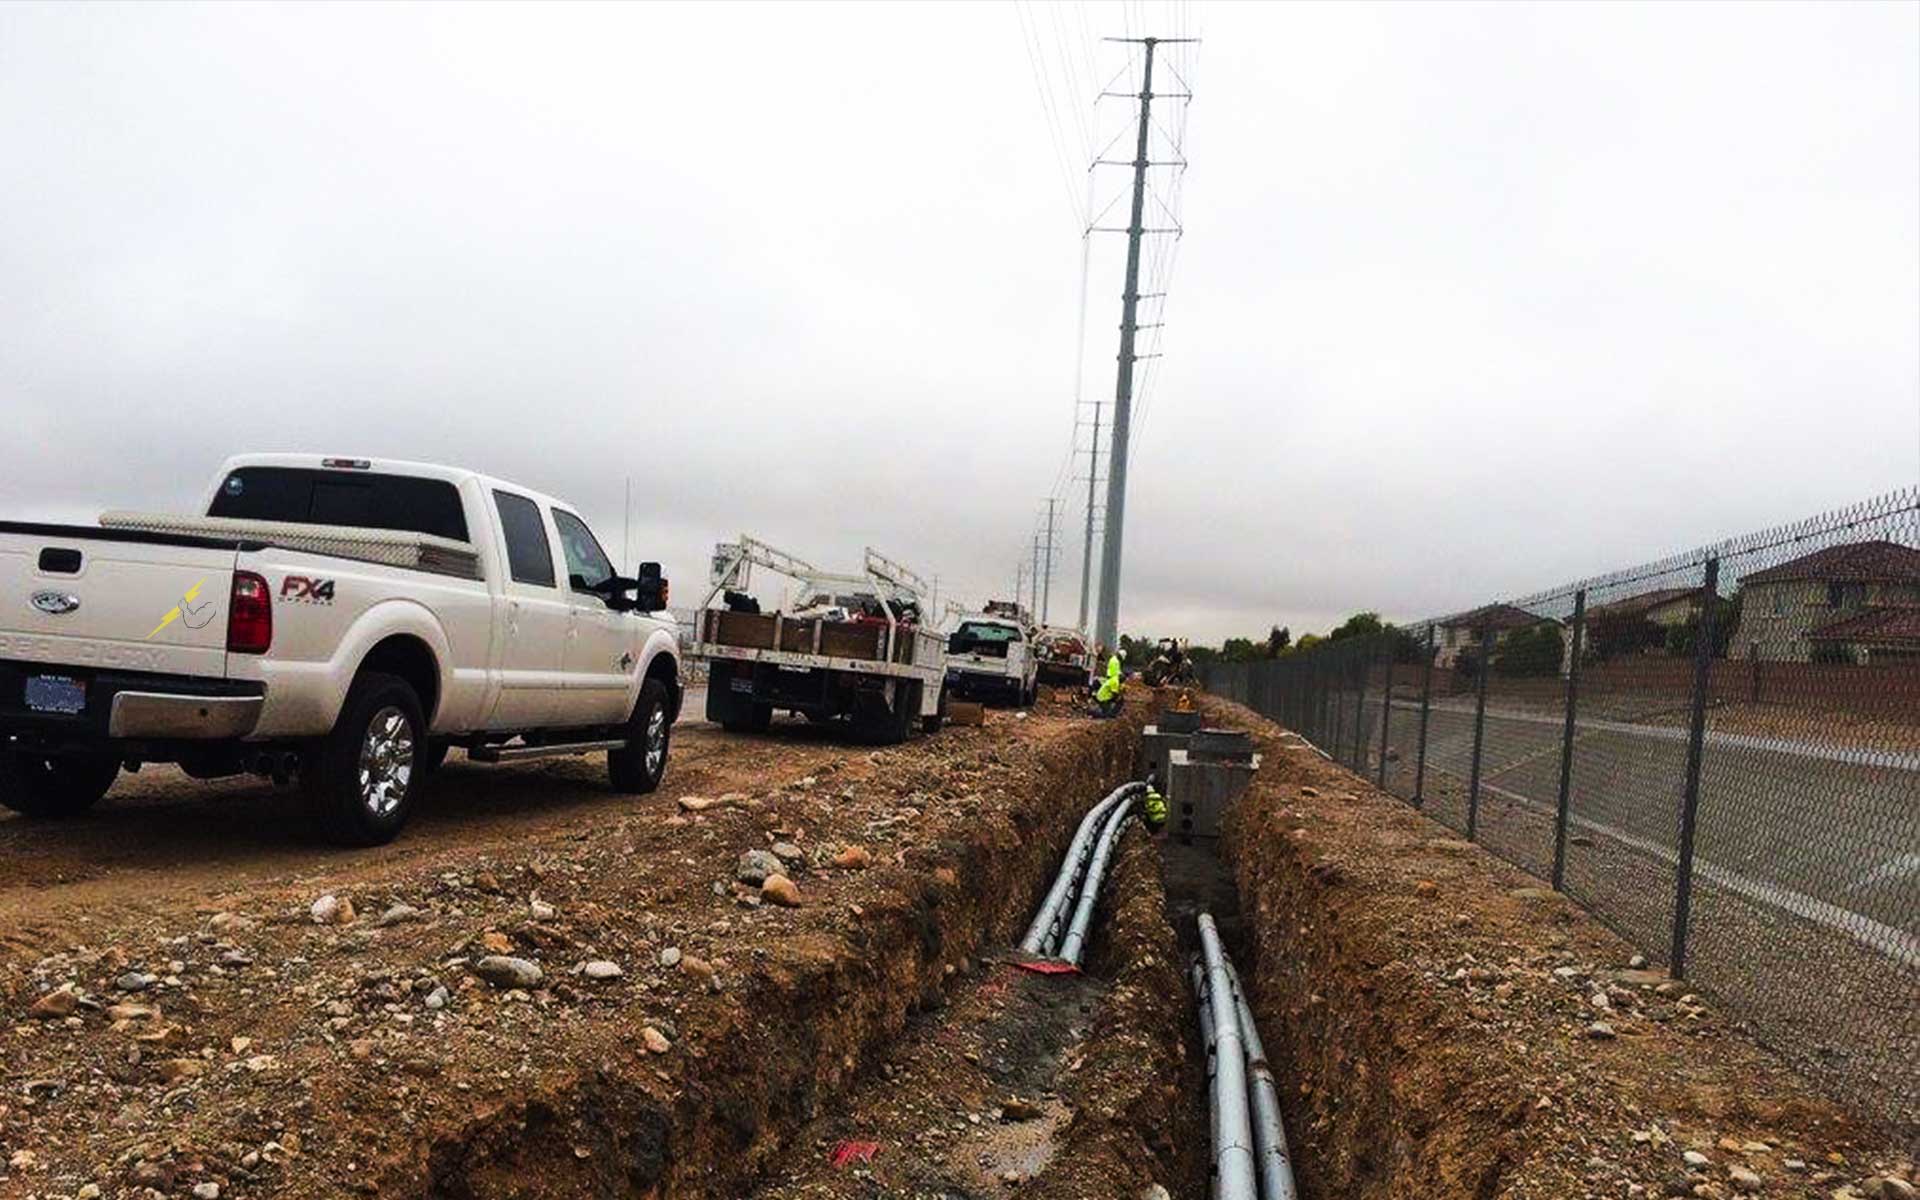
[644,705,667,776]
[358,705,415,818]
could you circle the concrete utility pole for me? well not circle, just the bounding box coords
[1094,35,1189,652]
[1041,497,1059,626]
[1077,403,1101,633]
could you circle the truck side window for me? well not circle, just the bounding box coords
[552,510,614,593]
[493,491,556,588]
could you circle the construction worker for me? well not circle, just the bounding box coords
[1141,775,1168,834]
[1092,645,1124,718]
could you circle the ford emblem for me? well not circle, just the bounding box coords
[29,591,81,616]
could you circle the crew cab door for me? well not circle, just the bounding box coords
[485,490,568,730]
[551,508,633,726]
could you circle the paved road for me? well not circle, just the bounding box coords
[1357,696,1920,961]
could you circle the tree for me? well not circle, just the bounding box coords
[1294,632,1324,653]
[1493,624,1565,676]
[1663,593,1741,659]
[1220,637,1260,662]
[1328,612,1384,641]
[1264,626,1291,657]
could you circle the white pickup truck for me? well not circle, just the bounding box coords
[944,613,1039,707]
[0,454,682,845]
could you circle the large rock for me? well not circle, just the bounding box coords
[310,895,355,926]
[29,988,79,1019]
[761,874,802,908]
[472,956,543,989]
[832,845,873,870]
[736,849,782,886]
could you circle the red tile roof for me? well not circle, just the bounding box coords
[1586,587,1700,623]
[1806,606,1920,646]
[1438,603,1554,632]
[1740,540,1920,586]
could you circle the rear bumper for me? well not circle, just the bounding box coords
[945,669,1023,701]
[1,659,266,743]
[108,691,264,739]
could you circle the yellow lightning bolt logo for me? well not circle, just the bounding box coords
[147,578,209,640]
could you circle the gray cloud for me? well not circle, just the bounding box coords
[2,1,1914,642]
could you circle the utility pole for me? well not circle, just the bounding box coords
[1093,35,1191,652]
[1030,535,1043,621]
[1040,497,1058,626]
[1077,403,1101,633]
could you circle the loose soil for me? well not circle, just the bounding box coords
[749,826,1206,1200]
[1206,693,1915,1200]
[0,696,1144,1199]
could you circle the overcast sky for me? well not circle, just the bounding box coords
[2,1,1915,642]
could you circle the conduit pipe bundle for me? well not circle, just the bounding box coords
[1056,797,1135,964]
[1018,781,1146,959]
[1192,922,1300,1200]
[1224,959,1299,1200]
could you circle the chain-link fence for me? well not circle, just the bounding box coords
[1200,488,1920,1139]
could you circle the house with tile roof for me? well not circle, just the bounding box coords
[1433,602,1558,669]
[1729,539,1920,663]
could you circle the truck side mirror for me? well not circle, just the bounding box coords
[634,562,668,613]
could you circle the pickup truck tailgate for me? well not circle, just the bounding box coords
[0,526,237,680]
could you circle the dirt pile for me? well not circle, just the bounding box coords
[1207,694,1913,1199]
[0,699,1143,1198]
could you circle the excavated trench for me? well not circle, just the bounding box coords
[409,686,1902,1200]
[1198,693,1905,1200]
[403,707,1218,1200]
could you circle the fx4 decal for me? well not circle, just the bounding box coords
[280,576,337,604]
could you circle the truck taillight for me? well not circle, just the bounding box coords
[227,572,273,654]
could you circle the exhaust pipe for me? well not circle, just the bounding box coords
[1056,798,1135,966]
[1019,781,1145,956]
[1198,914,1260,1200]
[1224,959,1299,1200]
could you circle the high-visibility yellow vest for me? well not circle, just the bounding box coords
[1143,786,1167,827]
[1096,654,1123,702]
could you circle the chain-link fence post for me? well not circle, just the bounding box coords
[1670,556,1721,979]
[1465,625,1495,840]
[1413,625,1435,807]
[1550,589,1587,892]
[1330,656,1346,763]
[1350,643,1369,769]
[1375,634,1394,787]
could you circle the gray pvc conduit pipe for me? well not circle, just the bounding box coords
[1192,961,1221,1173]
[1056,798,1135,966]
[1198,914,1260,1200]
[1018,781,1145,956]
[1224,959,1300,1200]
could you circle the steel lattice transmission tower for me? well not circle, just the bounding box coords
[1093,35,1192,653]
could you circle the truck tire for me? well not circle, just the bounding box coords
[609,677,672,794]
[0,750,118,819]
[303,671,425,847]
[850,683,909,746]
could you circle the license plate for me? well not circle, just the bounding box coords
[24,674,87,715]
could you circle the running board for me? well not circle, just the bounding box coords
[467,738,626,764]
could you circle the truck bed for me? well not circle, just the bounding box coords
[698,610,938,666]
